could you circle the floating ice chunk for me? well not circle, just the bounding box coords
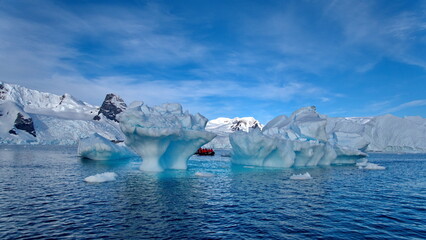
[195,171,214,177]
[359,163,386,170]
[119,102,216,171]
[78,133,136,160]
[84,172,117,183]
[243,166,255,168]
[290,172,312,180]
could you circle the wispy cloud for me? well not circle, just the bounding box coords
[238,0,426,73]
[0,0,424,120]
[0,1,334,108]
[385,99,426,114]
[0,1,208,83]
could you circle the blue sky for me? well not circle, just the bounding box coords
[0,0,425,123]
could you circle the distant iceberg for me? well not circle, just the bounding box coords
[357,162,386,170]
[84,172,117,183]
[78,133,136,160]
[119,102,216,171]
[290,172,312,180]
[230,107,367,168]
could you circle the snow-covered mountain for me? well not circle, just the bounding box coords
[0,82,124,144]
[1,82,426,153]
[0,82,97,120]
[203,117,263,149]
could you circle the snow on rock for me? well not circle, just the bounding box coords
[0,101,37,143]
[230,107,367,168]
[119,102,216,171]
[93,93,127,122]
[14,112,36,137]
[290,172,312,180]
[78,133,136,160]
[84,172,117,183]
[203,117,263,149]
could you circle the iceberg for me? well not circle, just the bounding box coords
[119,102,216,171]
[78,133,136,160]
[357,162,386,170]
[230,107,367,168]
[327,115,426,153]
[290,172,312,180]
[84,172,117,183]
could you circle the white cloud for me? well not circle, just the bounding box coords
[0,1,208,84]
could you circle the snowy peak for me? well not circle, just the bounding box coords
[94,93,127,122]
[203,117,263,149]
[207,117,263,133]
[0,82,97,119]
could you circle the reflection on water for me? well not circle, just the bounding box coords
[0,146,425,239]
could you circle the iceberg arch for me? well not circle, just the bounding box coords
[119,102,216,171]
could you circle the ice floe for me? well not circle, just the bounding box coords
[84,172,118,183]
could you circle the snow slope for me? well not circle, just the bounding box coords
[0,82,124,144]
[203,117,263,149]
[0,81,97,120]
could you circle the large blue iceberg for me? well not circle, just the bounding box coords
[230,107,367,168]
[119,102,216,171]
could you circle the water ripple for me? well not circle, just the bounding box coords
[0,147,425,239]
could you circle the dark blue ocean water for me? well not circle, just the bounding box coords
[0,145,425,239]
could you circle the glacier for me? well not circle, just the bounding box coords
[230,107,367,168]
[78,133,137,160]
[119,102,216,171]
